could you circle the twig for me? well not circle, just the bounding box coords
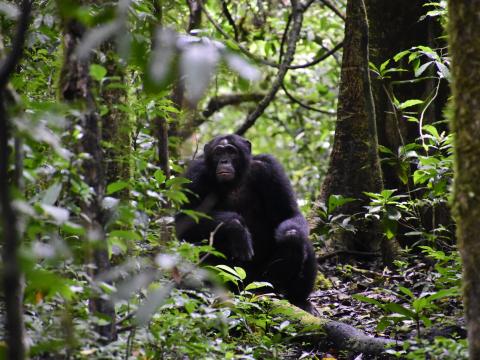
[0,0,32,89]
[202,93,265,117]
[235,3,304,135]
[281,81,336,115]
[288,41,343,69]
[320,0,346,21]
[220,0,239,42]
[346,265,404,280]
[419,79,441,148]
[317,250,381,262]
[201,1,329,70]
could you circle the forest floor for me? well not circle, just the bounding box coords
[307,253,465,358]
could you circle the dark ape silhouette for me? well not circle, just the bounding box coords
[175,134,317,312]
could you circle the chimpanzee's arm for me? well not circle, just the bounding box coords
[252,154,309,242]
[175,160,217,241]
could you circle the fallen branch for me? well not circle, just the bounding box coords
[317,250,381,262]
[271,299,399,356]
[346,265,404,280]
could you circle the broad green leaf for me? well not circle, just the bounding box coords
[106,181,128,195]
[42,182,62,205]
[398,286,415,299]
[244,281,273,291]
[41,204,69,224]
[398,99,423,110]
[414,61,433,77]
[384,303,416,319]
[394,49,411,62]
[154,169,166,184]
[327,194,356,213]
[89,64,108,81]
[234,266,246,280]
[352,294,382,307]
[109,230,142,241]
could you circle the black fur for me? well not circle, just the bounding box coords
[175,134,317,312]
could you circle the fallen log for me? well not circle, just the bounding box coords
[270,299,399,357]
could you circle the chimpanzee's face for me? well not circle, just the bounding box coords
[212,139,240,183]
[204,135,252,184]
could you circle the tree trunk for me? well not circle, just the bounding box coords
[449,1,480,358]
[101,43,131,196]
[0,1,31,358]
[366,0,452,247]
[366,0,447,190]
[58,15,116,342]
[318,0,386,256]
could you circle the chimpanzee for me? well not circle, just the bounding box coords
[175,134,317,312]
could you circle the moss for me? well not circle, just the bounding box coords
[314,272,333,290]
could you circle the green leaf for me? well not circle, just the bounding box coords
[154,169,166,184]
[109,230,141,241]
[379,59,390,73]
[398,286,415,299]
[40,204,70,224]
[244,281,273,291]
[215,264,242,280]
[89,64,107,81]
[234,266,246,280]
[422,124,440,139]
[414,61,433,77]
[426,287,459,301]
[398,99,423,110]
[394,50,411,62]
[106,181,128,195]
[42,182,62,205]
[384,303,416,319]
[327,194,356,213]
[352,294,382,307]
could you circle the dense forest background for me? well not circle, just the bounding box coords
[1,0,479,359]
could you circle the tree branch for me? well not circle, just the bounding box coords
[235,2,304,135]
[320,0,346,21]
[281,81,336,115]
[0,0,32,89]
[202,93,264,117]
[220,0,239,42]
[288,41,343,69]
[176,93,265,140]
[201,1,326,70]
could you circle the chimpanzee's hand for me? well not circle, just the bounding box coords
[227,219,254,261]
[213,215,254,261]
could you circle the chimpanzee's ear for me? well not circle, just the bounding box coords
[244,139,252,153]
[204,142,211,155]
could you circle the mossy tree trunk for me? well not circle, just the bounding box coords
[58,13,116,342]
[101,42,131,197]
[449,1,480,358]
[366,0,447,190]
[366,0,451,247]
[318,0,386,256]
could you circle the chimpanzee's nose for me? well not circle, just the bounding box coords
[220,159,228,164]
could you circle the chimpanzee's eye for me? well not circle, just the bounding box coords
[225,145,238,155]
